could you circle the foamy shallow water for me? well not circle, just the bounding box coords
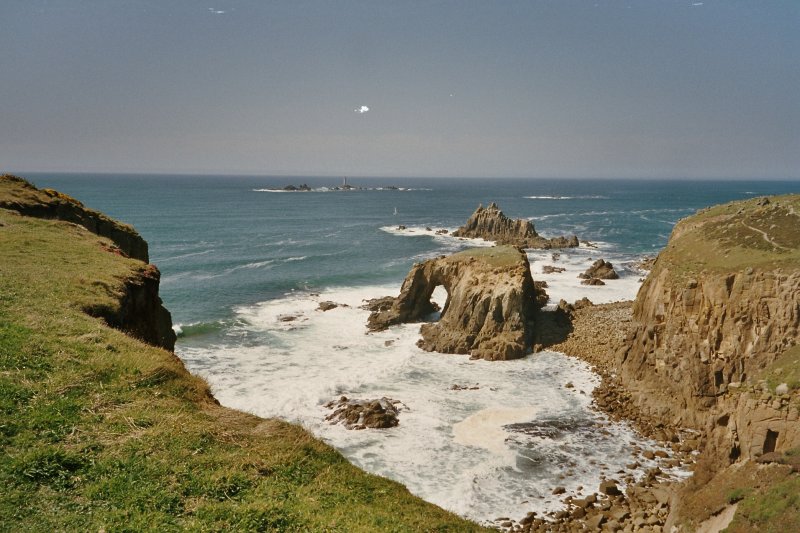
[178,265,675,524]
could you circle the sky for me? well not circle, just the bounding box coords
[1,0,798,179]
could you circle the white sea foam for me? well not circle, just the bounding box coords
[527,244,643,305]
[178,281,682,524]
[380,226,643,305]
[453,406,539,455]
[524,195,609,200]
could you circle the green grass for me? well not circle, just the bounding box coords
[757,345,800,393]
[656,195,800,281]
[727,474,800,533]
[447,245,525,268]
[0,181,487,532]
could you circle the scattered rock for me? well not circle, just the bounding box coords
[599,480,621,496]
[450,384,480,391]
[543,265,567,274]
[579,259,619,280]
[317,301,343,311]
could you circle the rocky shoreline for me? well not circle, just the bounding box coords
[498,301,697,533]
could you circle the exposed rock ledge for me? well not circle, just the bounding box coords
[83,264,176,351]
[452,202,579,249]
[0,174,149,262]
[368,245,544,360]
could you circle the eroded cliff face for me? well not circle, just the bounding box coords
[614,196,800,506]
[618,267,799,428]
[367,245,543,360]
[0,174,149,261]
[453,202,579,249]
[84,264,177,351]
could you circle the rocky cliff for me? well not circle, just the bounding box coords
[0,174,174,350]
[453,202,579,249]
[616,195,800,430]
[610,195,800,528]
[83,264,177,351]
[0,174,149,262]
[368,245,544,360]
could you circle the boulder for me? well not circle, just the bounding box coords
[579,259,619,280]
[324,396,401,429]
[452,202,579,249]
[367,246,544,360]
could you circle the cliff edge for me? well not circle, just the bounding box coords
[0,173,149,262]
[0,174,484,531]
[368,245,545,360]
[453,202,579,249]
[0,174,174,350]
[611,195,800,531]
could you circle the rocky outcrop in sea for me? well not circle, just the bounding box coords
[367,245,545,360]
[324,396,402,429]
[453,202,579,249]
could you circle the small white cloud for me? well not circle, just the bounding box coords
[355,105,370,114]
[692,2,703,5]
[209,8,226,14]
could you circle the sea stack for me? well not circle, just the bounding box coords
[367,245,546,360]
[452,202,579,249]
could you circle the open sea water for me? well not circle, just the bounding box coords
[28,174,800,523]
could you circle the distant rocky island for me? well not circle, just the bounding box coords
[271,178,404,192]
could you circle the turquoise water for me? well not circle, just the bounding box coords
[27,174,800,522]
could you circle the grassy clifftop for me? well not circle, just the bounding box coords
[656,194,800,278]
[0,176,485,532]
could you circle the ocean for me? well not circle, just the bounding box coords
[27,174,800,523]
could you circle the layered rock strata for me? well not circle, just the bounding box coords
[609,195,800,528]
[367,245,543,360]
[453,202,579,249]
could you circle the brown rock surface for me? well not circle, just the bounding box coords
[83,264,176,351]
[324,396,401,429]
[452,202,579,249]
[615,195,800,430]
[367,245,543,360]
[579,259,619,280]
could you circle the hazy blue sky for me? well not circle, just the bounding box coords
[2,1,798,178]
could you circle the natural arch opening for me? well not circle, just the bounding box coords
[426,285,450,322]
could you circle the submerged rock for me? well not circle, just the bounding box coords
[452,202,579,249]
[366,245,544,360]
[324,396,401,429]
